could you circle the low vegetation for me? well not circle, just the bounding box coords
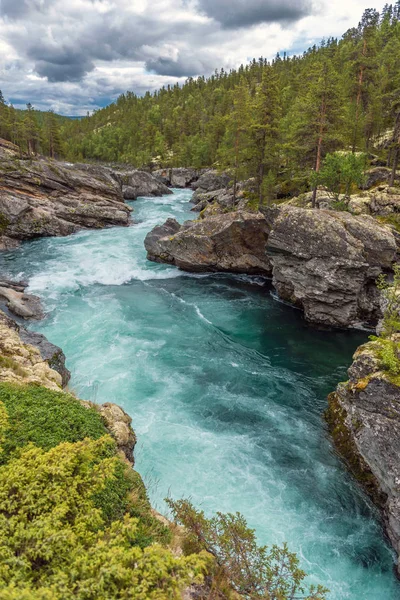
[0,381,327,598]
[167,498,328,600]
[369,264,400,381]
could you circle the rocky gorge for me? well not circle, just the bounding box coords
[1,148,400,595]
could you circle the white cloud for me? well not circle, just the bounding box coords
[0,0,387,115]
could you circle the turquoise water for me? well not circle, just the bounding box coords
[0,188,399,598]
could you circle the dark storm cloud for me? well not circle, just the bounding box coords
[198,0,312,28]
[30,45,94,82]
[9,9,211,82]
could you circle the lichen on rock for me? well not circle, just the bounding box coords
[326,337,400,574]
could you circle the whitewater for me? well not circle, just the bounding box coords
[0,188,399,599]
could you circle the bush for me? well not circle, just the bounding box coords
[311,152,367,199]
[0,383,107,461]
[167,498,328,600]
[0,436,209,599]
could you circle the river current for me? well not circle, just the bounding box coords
[0,188,399,598]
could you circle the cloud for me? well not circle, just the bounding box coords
[0,0,52,19]
[30,45,95,82]
[197,0,312,28]
[0,0,388,114]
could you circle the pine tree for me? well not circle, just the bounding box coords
[45,110,63,158]
[23,103,40,155]
[248,66,281,206]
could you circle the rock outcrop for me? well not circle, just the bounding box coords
[115,169,172,199]
[361,167,400,190]
[0,141,132,246]
[326,338,400,574]
[267,207,397,328]
[0,310,64,391]
[145,211,272,274]
[146,205,397,328]
[18,328,71,387]
[0,279,43,319]
[96,402,136,465]
[153,168,201,188]
[192,170,231,193]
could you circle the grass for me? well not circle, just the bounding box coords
[0,382,107,461]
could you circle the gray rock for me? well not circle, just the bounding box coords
[0,145,132,243]
[327,338,400,575]
[144,218,182,263]
[117,170,172,199]
[19,328,71,387]
[192,170,231,192]
[0,279,43,320]
[267,207,397,328]
[152,168,201,188]
[361,167,400,190]
[145,212,272,274]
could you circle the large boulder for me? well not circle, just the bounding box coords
[0,279,43,320]
[192,170,231,193]
[0,143,132,244]
[145,205,397,328]
[144,212,272,274]
[115,169,172,199]
[267,207,397,328]
[152,168,200,188]
[361,167,400,190]
[326,337,400,575]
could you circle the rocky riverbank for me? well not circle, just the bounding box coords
[326,337,400,575]
[145,205,398,329]
[0,138,173,248]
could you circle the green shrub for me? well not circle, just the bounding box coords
[0,383,107,461]
[167,498,328,600]
[311,152,367,199]
[0,437,209,599]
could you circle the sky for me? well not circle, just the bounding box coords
[0,0,387,115]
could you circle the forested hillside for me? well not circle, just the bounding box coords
[0,97,67,157]
[59,5,400,199]
[1,5,399,204]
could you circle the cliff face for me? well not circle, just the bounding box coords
[145,205,397,329]
[326,337,400,574]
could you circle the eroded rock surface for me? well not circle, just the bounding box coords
[97,402,137,465]
[145,211,272,274]
[0,310,63,390]
[153,168,201,188]
[267,207,397,328]
[326,338,400,574]
[0,141,131,246]
[116,169,171,199]
[146,205,397,328]
[0,279,43,319]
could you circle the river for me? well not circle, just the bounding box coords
[0,188,399,598]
